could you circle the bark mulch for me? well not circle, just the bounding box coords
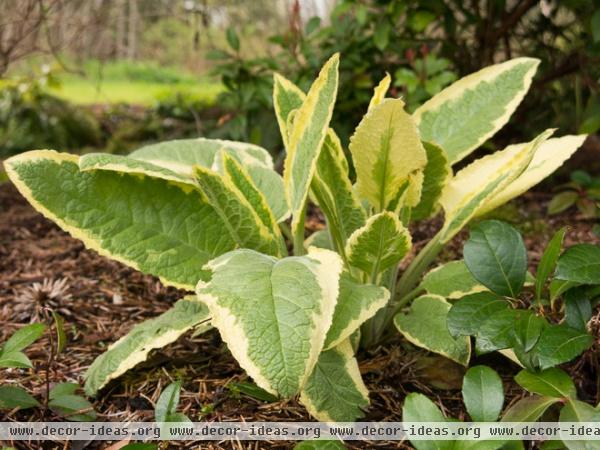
[0,182,598,450]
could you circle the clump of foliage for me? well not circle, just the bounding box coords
[0,71,100,158]
[5,53,587,422]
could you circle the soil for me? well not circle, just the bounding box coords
[0,182,599,450]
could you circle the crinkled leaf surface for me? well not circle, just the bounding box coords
[197,247,342,397]
[346,211,411,276]
[324,273,389,350]
[299,340,369,422]
[414,58,539,164]
[84,298,210,395]
[350,98,426,211]
[6,150,235,289]
[395,295,470,366]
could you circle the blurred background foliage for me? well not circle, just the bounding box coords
[0,0,598,160]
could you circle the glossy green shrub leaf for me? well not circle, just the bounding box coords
[475,309,520,354]
[197,248,342,397]
[421,260,487,299]
[564,288,593,331]
[324,273,389,350]
[447,292,510,338]
[346,212,411,277]
[414,58,539,164]
[462,366,504,421]
[439,130,552,243]
[5,151,236,290]
[559,400,600,450]
[536,325,593,369]
[515,368,577,399]
[0,386,40,410]
[412,141,452,220]
[402,393,451,450]
[555,244,600,285]
[84,298,211,396]
[501,395,559,422]
[395,295,470,366]
[349,98,426,211]
[535,227,567,301]
[463,220,527,297]
[283,54,339,234]
[299,340,369,421]
[512,311,545,352]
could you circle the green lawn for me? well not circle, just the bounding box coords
[49,76,223,106]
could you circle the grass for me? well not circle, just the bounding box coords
[45,59,223,106]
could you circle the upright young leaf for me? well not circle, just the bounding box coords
[439,130,553,243]
[299,340,369,422]
[478,135,588,216]
[535,227,567,302]
[84,298,211,396]
[194,166,284,257]
[462,366,504,421]
[350,98,427,211]
[273,73,305,150]
[463,220,528,297]
[156,381,183,422]
[284,54,339,233]
[6,151,235,289]
[324,273,389,350]
[395,295,471,366]
[512,311,545,352]
[412,141,452,220]
[420,260,487,299]
[367,73,391,111]
[414,58,540,164]
[345,212,411,277]
[555,244,600,285]
[196,248,343,397]
[311,132,367,248]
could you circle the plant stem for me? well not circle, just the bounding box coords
[293,202,307,256]
[395,231,444,301]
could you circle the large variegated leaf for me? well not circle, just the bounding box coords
[218,152,285,251]
[346,212,411,277]
[193,166,285,257]
[283,54,339,233]
[477,135,588,216]
[324,273,389,350]
[196,247,343,397]
[84,298,211,395]
[79,153,193,185]
[414,57,540,164]
[349,98,427,211]
[241,164,289,222]
[312,133,367,251]
[412,142,452,220]
[439,130,553,243]
[299,340,369,421]
[420,260,486,299]
[394,295,471,366]
[130,137,273,172]
[367,73,391,111]
[5,150,235,289]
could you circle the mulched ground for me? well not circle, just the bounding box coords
[0,182,599,450]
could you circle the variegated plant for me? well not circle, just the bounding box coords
[4,53,586,422]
